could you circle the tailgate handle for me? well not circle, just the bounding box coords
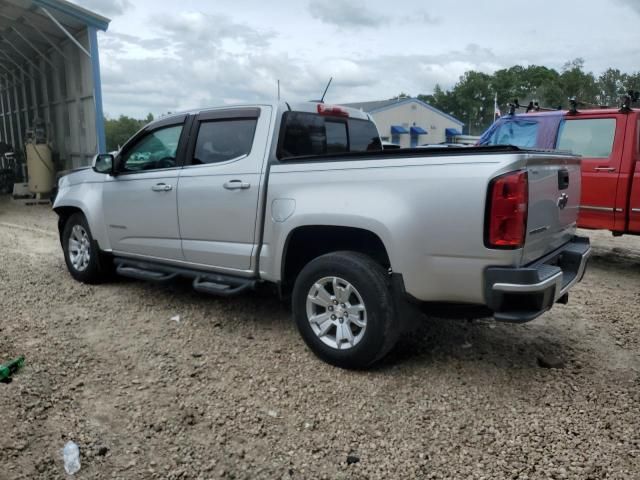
[558,169,569,190]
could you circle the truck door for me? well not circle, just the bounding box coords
[556,115,625,229]
[102,116,188,260]
[177,107,271,273]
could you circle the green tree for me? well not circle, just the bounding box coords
[104,113,154,152]
[559,58,598,106]
[417,60,640,134]
[597,68,628,106]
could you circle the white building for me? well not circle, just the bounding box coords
[343,98,464,147]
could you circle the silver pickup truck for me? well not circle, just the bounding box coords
[53,101,590,368]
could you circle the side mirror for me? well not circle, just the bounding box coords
[92,153,115,174]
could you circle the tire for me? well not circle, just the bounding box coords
[292,251,399,369]
[62,212,112,284]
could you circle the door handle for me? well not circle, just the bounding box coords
[223,180,251,190]
[594,167,616,172]
[151,183,173,192]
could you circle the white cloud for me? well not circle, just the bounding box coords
[95,0,640,118]
[74,0,131,17]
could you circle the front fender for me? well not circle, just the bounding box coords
[53,175,110,251]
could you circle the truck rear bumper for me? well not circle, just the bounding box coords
[484,236,591,323]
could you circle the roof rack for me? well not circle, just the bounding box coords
[620,90,640,114]
[507,99,561,115]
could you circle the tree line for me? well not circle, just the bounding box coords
[417,59,640,135]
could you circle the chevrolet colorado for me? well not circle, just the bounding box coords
[53,101,590,368]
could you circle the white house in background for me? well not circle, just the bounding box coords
[342,98,465,147]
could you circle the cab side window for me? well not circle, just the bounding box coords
[193,119,257,164]
[120,125,183,172]
[556,118,616,158]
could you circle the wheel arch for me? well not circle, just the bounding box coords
[54,206,86,245]
[280,225,391,296]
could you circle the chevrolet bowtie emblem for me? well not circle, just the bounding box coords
[557,193,569,210]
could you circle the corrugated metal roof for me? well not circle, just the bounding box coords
[0,0,109,71]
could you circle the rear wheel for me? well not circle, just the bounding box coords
[62,213,112,284]
[292,251,398,369]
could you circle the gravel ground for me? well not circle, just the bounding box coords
[1,196,640,479]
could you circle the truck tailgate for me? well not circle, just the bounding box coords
[521,154,581,264]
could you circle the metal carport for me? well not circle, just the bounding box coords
[0,0,109,171]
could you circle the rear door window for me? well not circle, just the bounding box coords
[556,118,616,158]
[193,119,257,164]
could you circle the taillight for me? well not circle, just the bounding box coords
[317,104,349,117]
[485,170,528,249]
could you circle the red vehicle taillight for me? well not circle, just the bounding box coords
[317,104,349,117]
[485,170,528,249]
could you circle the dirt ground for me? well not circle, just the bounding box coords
[1,196,640,480]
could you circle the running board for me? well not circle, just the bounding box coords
[193,277,255,297]
[114,258,256,296]
[116,265,178,283]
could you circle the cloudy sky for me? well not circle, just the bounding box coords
[74,0,640,118]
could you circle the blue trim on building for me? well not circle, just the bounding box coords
[445,128,462,137]
[88,26,106,153]
[369,98,464,127]
[33,0,110,31]
[410,125,428,135]
[391,125,409,134]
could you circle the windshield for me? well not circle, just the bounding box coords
[485,119,539,148]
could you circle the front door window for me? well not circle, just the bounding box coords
[120,125,183,172]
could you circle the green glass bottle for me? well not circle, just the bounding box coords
[0,356,25,381]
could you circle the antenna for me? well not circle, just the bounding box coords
[319,77,333,103]
[277,79,280,101]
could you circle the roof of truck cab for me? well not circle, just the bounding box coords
[147,101,371,127]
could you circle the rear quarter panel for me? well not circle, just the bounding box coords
[261,154,528,304]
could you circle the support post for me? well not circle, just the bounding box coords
[3,74,16,148]
[0,75,7,142]
[88,26,105,154]
[12,71,23,149]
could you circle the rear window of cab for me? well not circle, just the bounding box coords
[278,112,382,159]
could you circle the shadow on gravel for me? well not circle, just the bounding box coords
[100,275,577,371]
[376,315,575,372]
[589,246,640,273]
[110,275,289,323]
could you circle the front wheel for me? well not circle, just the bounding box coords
[292,251,398,369]
[62,213,112,284]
